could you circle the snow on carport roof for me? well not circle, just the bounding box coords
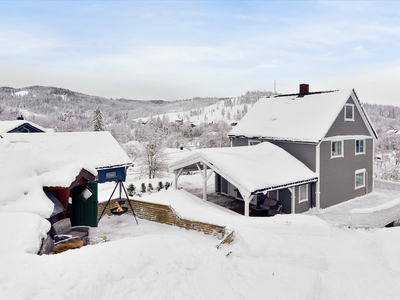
[169,142,317,199]
[229,89,354,143]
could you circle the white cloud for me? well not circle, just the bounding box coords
[0,27,63,55]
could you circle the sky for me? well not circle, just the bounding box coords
[1,1,400,105]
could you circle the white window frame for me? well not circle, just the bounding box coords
[355,139,365,155]
[345,104,354,121]
[298,184,309,203]
[331,140,344,158]
[355,169,366,189]
[249,140,261,146]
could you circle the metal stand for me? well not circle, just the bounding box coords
[98,180,139,224]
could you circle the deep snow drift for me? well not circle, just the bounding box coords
[2,173,400,300]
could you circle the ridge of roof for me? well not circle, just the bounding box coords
[273,89,340,98]
[228,89,359,142]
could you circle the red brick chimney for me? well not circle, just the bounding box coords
[299,83,309,94]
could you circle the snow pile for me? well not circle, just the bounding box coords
[0,135,96,217]
[376,227,400,276]
[0,212,50,255]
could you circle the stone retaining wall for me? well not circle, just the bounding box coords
[98,198,227,238]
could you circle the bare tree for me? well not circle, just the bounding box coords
[134,124,168,179]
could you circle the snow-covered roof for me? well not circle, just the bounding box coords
[169,142,317,199]
[229,89,374,143]
[2,131,132,170]
[0,131,131,217]
[0,120,49,133]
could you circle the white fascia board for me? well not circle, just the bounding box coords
[322,135,373,142]
[229,134,320,144]
[351,89,379,140]
[169,155,207,172]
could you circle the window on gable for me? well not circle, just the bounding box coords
[355,169,366,189]
[355,139,365,155]
[298,184,308,203]
[345,104,354,121]
[331,141,343,158]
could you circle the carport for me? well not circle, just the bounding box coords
[169,142,318,217]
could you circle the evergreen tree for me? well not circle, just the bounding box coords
[157,181,164,192]
[147,183,153,193]
[127,184,136,197]
[141,183,146,193]
[92,106,105,131]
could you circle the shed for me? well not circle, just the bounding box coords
[0,120,50,133]
[1,131,132,226]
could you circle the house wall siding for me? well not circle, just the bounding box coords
[231,138,249,147]
[325,96,371,137]
[270,141,316,172]
[231,137,317,172]
[294,184,313,213]
[319,139,373,208]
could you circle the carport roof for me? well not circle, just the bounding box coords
[169,142,317,199]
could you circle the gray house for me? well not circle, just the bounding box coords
[170,84,377,216]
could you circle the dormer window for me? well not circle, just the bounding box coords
[345,104,354,121]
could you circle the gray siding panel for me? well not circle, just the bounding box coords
[325,96,371,137]
[294,184,313,213]
[271,141,316,172]
[232,138,317,172]
[319,139,373,208]
[231,138,249,147]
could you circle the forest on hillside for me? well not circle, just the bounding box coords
[1,85,400,181]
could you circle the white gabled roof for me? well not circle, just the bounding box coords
[169,142,317,200]
[0,120,49,133]
[229,89,375,143]
[2,131,132,170]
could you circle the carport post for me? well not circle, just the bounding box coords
[289,187,295,214]
[242,194,251,217]
[196,163,213,201]
[174,168,183,189]
[203,163,207,201]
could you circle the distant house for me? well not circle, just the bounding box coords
[0,120,51,133]
[170,84,377,216]
[2,131,132,226]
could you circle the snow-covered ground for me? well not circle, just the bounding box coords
[3,172,400,299]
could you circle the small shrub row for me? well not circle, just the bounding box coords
[127,182,172,197]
